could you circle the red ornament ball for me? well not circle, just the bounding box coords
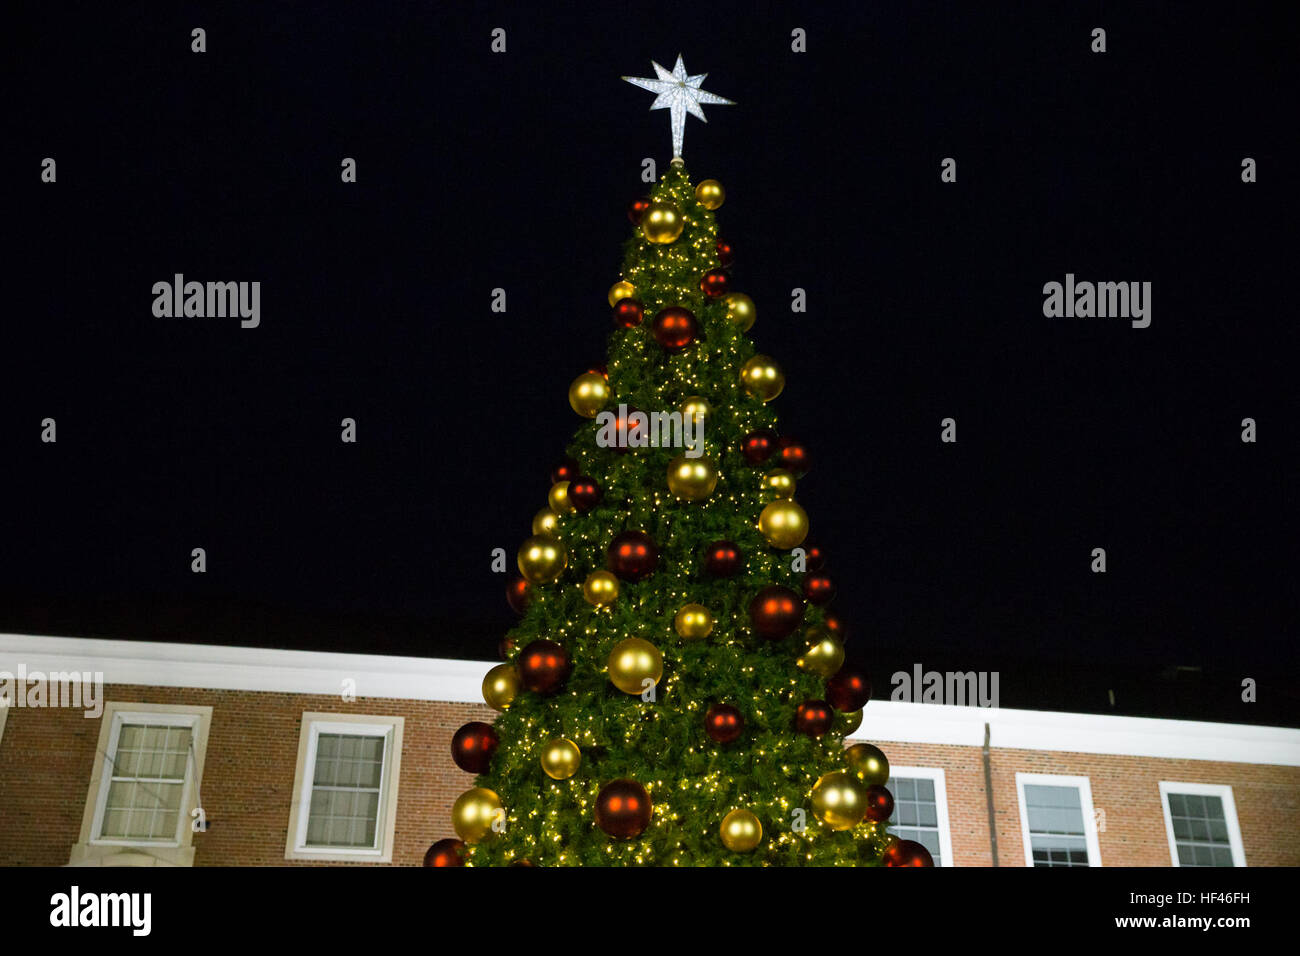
[628,197,651,224]
[883,838,935,867]
[568,476,603,512]
[864,784,894,823]
[716,239,734,268]
[651,306,699,352]
[802,571,836,605]
[508,858,536,867]
[451,721,500,775]
[586,363,608,379]
[704,703,744,743]
[703,540,743,577]
[822,611,845,638]
[422,838,465,867]
[775,436,810,475]
[741,430,777,464]
[794,699,834,736]
[551,457,580,485]
[517,639,573,695]
[803,545,826,571]
[506,575,532,615]
[613,297,644,329]
[608,530,659,582]
[594,779,653,839]
[699,269,729,298]
[607,405,645,456]
[826,669,871,712]
[748,585,805,640]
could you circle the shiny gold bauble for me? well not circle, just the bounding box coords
[764,468,796,496]
[517,534,567,584]
[839,708,864,736]
[810,770,870,830]
[674,603,714,640]
[758,498,809,549]
[548,480,577,515]
[607,637,663,695]
[740,355,785,402]
[540,738,582,780]
[482,663,521,711]
[582,569,620,607]
[796,628,845,677]
[723,292,756,332]
[532,507,559,536]
[641,201,684,244]
[680,395,711,427]
[719,808,762,852]
[608,280,636,307]
[452,787,502,843]
[666,455,718,501]
[569,372,610,418]
[695,179,725,210]
[845,743,891,786]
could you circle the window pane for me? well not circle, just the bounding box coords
[304,731,387,849]
[1167,789,1234,867]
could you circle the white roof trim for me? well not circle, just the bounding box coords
[3,633,1299,767]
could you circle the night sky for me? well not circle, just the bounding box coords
[5,3,1295,725]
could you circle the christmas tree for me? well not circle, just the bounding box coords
[426,57,933,867]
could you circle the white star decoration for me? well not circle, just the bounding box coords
[622,55,734,160]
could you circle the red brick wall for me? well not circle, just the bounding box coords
[1,690,1297,866]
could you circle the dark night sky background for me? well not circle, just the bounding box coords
[5,3,1296,725]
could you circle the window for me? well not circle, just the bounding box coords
[1159,782,1246,867]
[885,767,954,866]
[286,713,404,862]
[71,702,212,866]
[1015,773,1102,867]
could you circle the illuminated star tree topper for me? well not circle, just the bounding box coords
[622,54,734,161]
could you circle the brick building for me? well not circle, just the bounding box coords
[2,633,1297,867]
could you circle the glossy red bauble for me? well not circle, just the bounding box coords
[613,297,644,328]
[451,721,500,774]
[803,545,826,571]
[595,779,653,839]
[715,239,734,268]
[506,575,532,615]
[802,571,836,605]
[608,530,659,582]
[826,669,871,712]
[628,197,651,224]
[651,306,699,352]
[741,430,777,465]
[864,784,895,823]
[704,703,744,743]
[822,611,845,638]
[422,838,465,867]
[699,269,729,298]
[794,699,834,736]
[775,436,810,475]
[568,476,603,512]
[703,540,743,577]
[517,639,573,695]
[748,585,805,640]
[551,457,580,485]
[883,838,935,867]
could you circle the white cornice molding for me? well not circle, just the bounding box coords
[3,633,1299,767]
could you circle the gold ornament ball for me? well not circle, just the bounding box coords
[719,808,763,852]
[540,738,582,780]
[666,455,718,501]
[680,395,711,427]
[740,355,785,402]
[607,637,663,695]
[548,480,577,515]
[811,770,871,831]
[641,201,685,244]
[569,372,610,418]
[583,569,620,607]
[758,498,809,549]
[482,663,521,711]
[532,507,559,536]
[839,708,864,736]
[608,280,636,307]
[764,468,797,496]
[796,628,845,677]
[451,787,502,843]
[846,743,891,786]
[696,179,726,210]
[517,534,567,584]
[723,292,756,332]
[674,603,714,640]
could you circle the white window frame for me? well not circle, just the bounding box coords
[886,766,955,866]
[70,701,212,867]
[1158,781,1246,867]
[1015,772,1102,867]
[285,712,404,863]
